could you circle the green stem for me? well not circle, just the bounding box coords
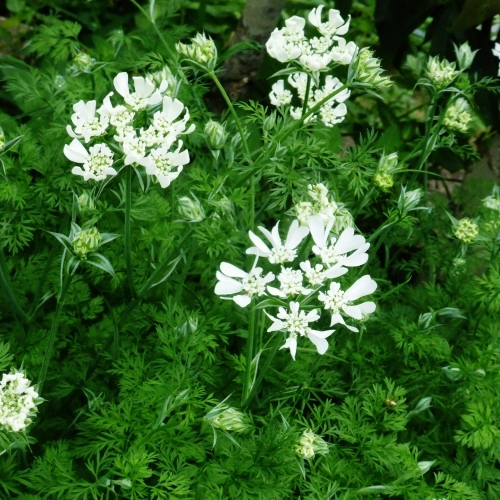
[208,71,251,159]
[0,246,28,326]
[38,272,73,394]
[242,306,256,405]
[301,74,312,119]
[125,165,137,299]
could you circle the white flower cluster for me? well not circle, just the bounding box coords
[0,371,40,433]
[64,71,194,188]
[215,187,377,360]
[266,6,355,127]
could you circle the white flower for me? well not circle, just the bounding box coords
[113,72,163,111]
[66,100,109,143]
[266,301,334,360]
[215,262,275,307]
[267,267,312,298]
[318,275,377,331]
[144,140,190,188]
[64,139,117,181]
[308,6,350,37]
[309,216,369,268]
[97,92,135,131]
[329,38,357,65]
[151,96,195,140]
[246,220,309,265]
[266,16,306,63]
[115,126,148,166]
[269,80,293,107]
[299,260,347,287]
[0,371,40,433]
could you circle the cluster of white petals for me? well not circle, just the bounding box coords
[266,6,356,127]
[64,71,194,187]
[0,371,40,433]
[215,185,378,360]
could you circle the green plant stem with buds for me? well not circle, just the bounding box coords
[124,165,137,299]
[38,271,74,393]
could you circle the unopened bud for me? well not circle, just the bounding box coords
[295,430,329,459]
[77,192,96,213]
[426,56,458,89]
[72,227,102,259]
[398,186,424,213]
[206,404,250,433]
[176,33,217,70]
[454,42,477,71]
[204,120,227,150]
[374,172,394,191]
[0,128,4,150]
[178,194,205,222]
[453,217,478,244]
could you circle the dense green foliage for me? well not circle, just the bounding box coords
[0,0,499,498]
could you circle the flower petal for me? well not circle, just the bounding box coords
[220,262,248,279]
[344,275,377,302]
[113,72,130,97]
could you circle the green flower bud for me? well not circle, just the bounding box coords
[295,430,329,459]
[178,194,205,222]
[374,172,394,191]
[453,217,478,243]
[353,48,391,89]
[454,42,477,71]
[73,52,95,73]
[72,227,102,259]
[443,98,472,134]
[77,192,96,214]
[398,187,424,213]
[176,33,217,70]
[204,120,228,150]
[426,56,458,89]
[207,405,250,433]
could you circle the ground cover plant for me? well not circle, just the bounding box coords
[1,0,500,498]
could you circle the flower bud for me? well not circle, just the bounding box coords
[206,404,250,433]
[443,98,472,134]
[77,192,96,214]
[373,172,394,191]
[454,42,477,71]
[178,194,205,222]
[352,48,391,89]
[426,56,458,89]
[453,217,478,244]
[176,33,217,70]
[0,128,4,150]
[398,187,424,214]
[72,226,102,259]
[295,430,329,459]
[73,52,95,73]
[204,120,228,150]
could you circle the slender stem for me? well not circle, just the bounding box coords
[0,246,28,326]
[242,306,256,405]
[278,84,350,145]
[38,272,73,394]
[301,74,312,119]
[208,71,251,159]
[125,165,137,299]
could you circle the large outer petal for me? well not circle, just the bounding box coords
[307,331,330,355]
[285,220,309,249]
[233,295,251,307]
[280,336,297,360]
[162,97,185,122]
[113,72,130,98]
[344,275,377,302]
[64,139,88,163]
[247,231,271,255]
[220,262,248,279]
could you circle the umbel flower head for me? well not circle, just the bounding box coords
[64,71,194,189]
[0,370,41,433]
